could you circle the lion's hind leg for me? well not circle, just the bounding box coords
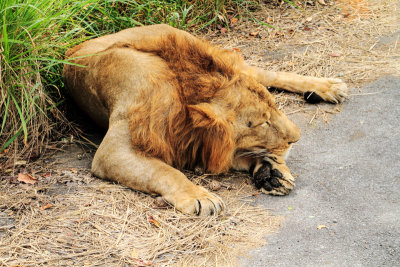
[92,119,225,216]
[252,68,348,104]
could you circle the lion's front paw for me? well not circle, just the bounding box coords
[164,185,225,216]
[305,78,349,104]
[253,159,295,195]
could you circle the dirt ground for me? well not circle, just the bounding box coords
[1,0,399,266]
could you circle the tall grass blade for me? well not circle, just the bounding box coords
[9,92,28,146]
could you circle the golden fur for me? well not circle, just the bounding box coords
[63,24,348,215]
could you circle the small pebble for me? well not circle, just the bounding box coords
[209,180,222,191]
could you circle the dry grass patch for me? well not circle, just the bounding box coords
[207,0,399,118]
[0,167,281,266]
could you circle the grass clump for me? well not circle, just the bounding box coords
[0,0,266,165]
[0,0,84,162]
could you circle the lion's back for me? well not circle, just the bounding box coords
[66,24,184,58]
[64,26,179,128]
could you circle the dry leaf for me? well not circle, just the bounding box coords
[318,0,327,5]
[329,52,341,57]
[40,203,52,210]
[148,216,161,228]
[220,27,227,34]
[266,17,272,23]
[230,17,238,25]
[317,224,328,230]
[249,31,259,37]
[70,168,78,173]
[306,16,313,22]
[17,173,37,184]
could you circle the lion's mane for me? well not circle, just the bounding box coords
[122,33,248,173]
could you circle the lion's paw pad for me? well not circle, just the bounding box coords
[253,161,294,196]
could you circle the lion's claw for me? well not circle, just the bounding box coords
[305,78,349,104]
[165,185,225,216]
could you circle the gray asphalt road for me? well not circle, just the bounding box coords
[241,76,400,266]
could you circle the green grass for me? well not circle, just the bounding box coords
[0,0,272,164]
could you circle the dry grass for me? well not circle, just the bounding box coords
[0,168,280,266]
[207,0,399,118]
[1,1,399,266]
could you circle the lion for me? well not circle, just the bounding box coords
[63,24,347,216]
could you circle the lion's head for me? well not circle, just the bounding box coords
[185,74,300,173]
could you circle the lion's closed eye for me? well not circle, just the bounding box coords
[250,120,268,128]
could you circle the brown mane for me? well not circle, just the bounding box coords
[127,33,243,173]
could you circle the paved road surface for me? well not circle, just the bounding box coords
[241,76,400,266]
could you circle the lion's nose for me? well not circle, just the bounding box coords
[288,124,300,144]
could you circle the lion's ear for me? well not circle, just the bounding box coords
[187,103,222,128]
[187,103,234,173]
